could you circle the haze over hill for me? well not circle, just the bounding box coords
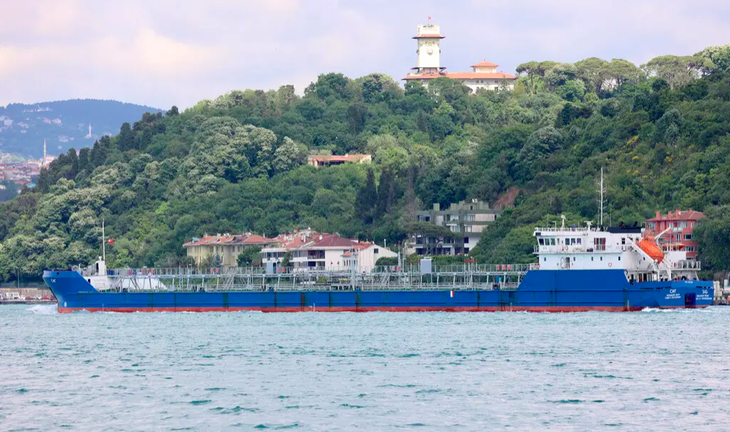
[0,99,161,159]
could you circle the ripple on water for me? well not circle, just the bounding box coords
[1,304,728,430]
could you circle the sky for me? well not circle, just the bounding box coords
[1,0,728,109]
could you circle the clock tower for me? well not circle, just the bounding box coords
[412,19,445,76]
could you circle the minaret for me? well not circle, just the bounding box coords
[412,18,445,76]
[42,139,47,167]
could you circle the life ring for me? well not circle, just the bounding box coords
[608,262,613,267]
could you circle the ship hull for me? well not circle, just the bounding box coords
[43,269,714,313]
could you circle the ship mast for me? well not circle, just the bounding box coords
[102,219,106,262]
[599,167,605,227]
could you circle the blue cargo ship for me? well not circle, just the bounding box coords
[43,222,713,313]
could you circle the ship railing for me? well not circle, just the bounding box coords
[103,264,533,279]
[371,263,532,274]
[534,226,598,232]
[534,245,623,254]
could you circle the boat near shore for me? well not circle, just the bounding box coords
[43,219,713,313]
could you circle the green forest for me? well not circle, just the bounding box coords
[1,46,730,280]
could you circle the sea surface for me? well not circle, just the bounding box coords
[1,305,729,431]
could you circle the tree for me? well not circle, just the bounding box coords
[272,137,307,174]
[375,168,396,219]
[118,122,136,151]
[575,57,609,94]
[695,45,730,74]
[237,246,262,266]
[355,168,377,224]
[694,205,730,273]
[78,148,91,173]
[642,55,702,88]
[516,61,541,95]
[346,103,368,134]
[607,58,641,88]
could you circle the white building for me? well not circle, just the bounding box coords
[262,230,397,273]
[402,21,516,92]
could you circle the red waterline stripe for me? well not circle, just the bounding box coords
[56,305,676,313]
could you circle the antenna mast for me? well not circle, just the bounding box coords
[102,219,106,261]
[598,167,606,227]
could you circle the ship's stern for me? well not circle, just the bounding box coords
[653,280,714,309]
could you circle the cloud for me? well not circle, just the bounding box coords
[0,0,728,109]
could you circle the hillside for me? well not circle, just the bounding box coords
[0,99,162,158]
[1,46,729,280]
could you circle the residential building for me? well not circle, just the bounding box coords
[183,233,277,268]
[307,154,372,168]
[412,199,501,256]
[402,21,516,92]
[261,229,396,273]
[645,209,706,260]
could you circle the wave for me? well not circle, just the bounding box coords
[26,304,57,314]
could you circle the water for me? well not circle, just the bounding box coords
[2,305,730,431]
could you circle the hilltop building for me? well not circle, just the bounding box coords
[410,199,501,256]
[645,209,706,260]
[402,20,516,92]
[307,154,371,168]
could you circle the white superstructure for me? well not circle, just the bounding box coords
[534,218,700,283]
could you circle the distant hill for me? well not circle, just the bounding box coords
[0,99,162,158]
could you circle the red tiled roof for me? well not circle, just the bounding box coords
[183,233,276,247]
[311,234,359,249]
[403,72,517,80]
[647,210,706,222]
[471,61,499,67]
[242,234,273,244]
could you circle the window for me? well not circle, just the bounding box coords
[594,238,606,251]
[577,238,582,245]
[374,248,379,254]
[464,237,469,244]
[685,234,692,240]
[618,256,621,261]
[544,257,547,262]
[465,226,473,233]
[686,246,695,252]
[591,257,594,261]
[539,238,544,245]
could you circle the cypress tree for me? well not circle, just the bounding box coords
[375,168,395,219]
[355,168,377,224]
[118,122,135,151]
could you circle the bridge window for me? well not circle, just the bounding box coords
[539,238,544,245]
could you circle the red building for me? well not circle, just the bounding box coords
[645,209,706,260]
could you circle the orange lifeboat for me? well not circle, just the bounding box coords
[637,236,664,263]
